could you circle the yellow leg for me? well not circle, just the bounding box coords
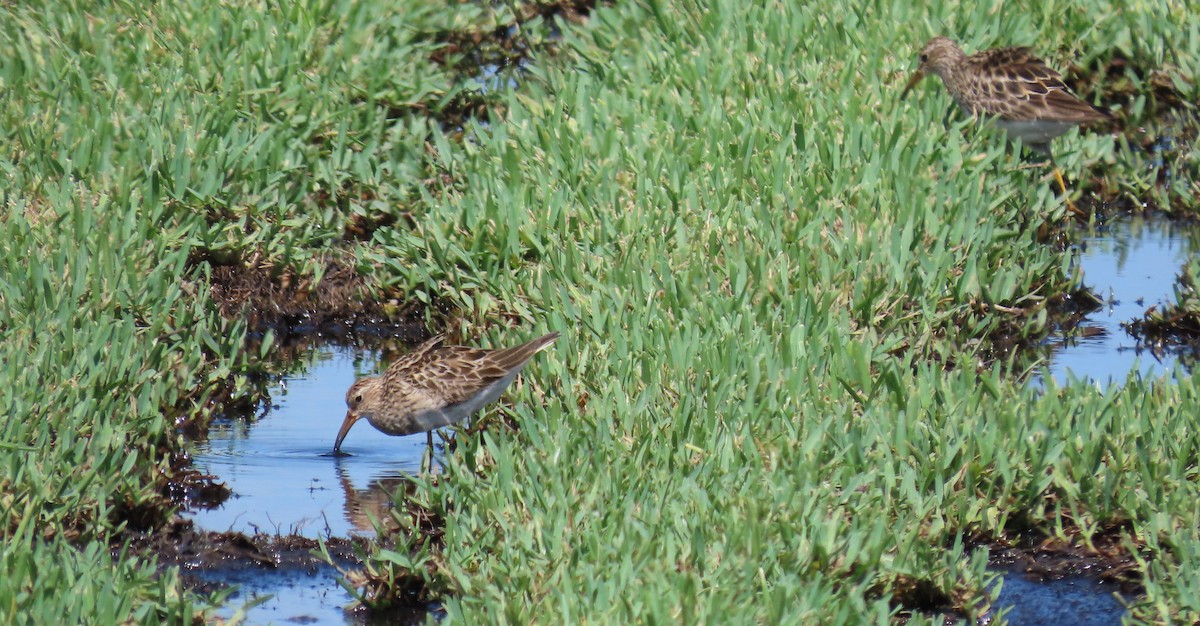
[1053,167,1086,218]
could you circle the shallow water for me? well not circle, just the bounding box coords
[188,344,441,623]
[1043,215,1197,385]
[190,556,439,625]
[989,570,1128,626]
[189,346,433,538]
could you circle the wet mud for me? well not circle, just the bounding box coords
[983,526,1141,592]
[892,526,1139,624]
[200,252,434,337]
[120,516,435,624]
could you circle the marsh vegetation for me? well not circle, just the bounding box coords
[2,0,1199,624]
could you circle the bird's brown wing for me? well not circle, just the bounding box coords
[974,46,1041,68]
[401,332,560,406]
[968,47,1109,122]
[390,334,447,369]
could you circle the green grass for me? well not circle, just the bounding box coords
[2,0,1200,624]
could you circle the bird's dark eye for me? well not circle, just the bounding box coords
[920,53,928,63]
[354,394,363,403]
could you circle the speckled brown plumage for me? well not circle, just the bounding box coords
[333,331,560,453]
[901,37,1110,213]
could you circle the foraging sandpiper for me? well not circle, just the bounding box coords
[333,331,560,454]
[902,37,1111,215]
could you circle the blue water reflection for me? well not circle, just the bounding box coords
[1044,216,1197,385]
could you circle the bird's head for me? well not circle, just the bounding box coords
[333,376,383,454]
[901,37,966,98]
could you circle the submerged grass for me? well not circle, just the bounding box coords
[2,0,1200,624]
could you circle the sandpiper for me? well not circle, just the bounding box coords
[333,331,560,454]
[901,37,1110,215]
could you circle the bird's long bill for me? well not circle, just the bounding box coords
[333,411,360,453]
[899,69,925,100]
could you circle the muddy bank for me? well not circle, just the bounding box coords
[889,522,1142,623]
[120,517,436,624]
[985,530,1141,591]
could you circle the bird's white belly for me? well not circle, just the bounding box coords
[994,119,1075,145]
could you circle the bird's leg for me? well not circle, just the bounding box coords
[420,430,434,474]
[1052,166,1087,218]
